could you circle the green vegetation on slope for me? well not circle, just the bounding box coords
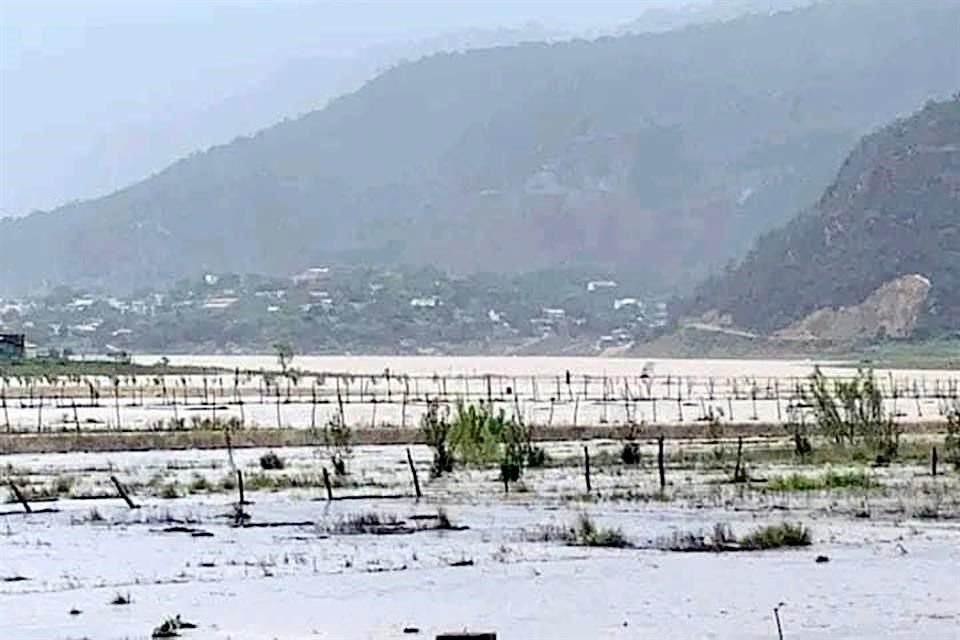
[683,97,960,336]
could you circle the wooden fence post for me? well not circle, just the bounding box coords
[237,470,247,506]
[583,445,592,493]
[110,475,139,509]
[9,483,31,513]
[407,448,422,499]
[657,435,666,493]
[734,436,744,483]
[1,387,8,433]
[322,467,333,501]
[932,447,938,477]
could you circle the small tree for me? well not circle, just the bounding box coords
[785,404,813,460]
[449,401,504,466]
[325,412,352,475]
[421,399,454,477]
[274,342,294,374]
[804,367,899,461]
[945,401,960,469]
[447,401,541,483]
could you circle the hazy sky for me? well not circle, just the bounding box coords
[0,0,703,217]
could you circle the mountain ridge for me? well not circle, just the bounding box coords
[681,96,960,338]
[2,0,958,295]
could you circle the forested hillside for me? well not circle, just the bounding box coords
[682,97,960,337]
[2,0,958,295]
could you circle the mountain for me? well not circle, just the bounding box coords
[681,97,960,338]
[2,0,958,296]
[0,15,574,218]
[618,0,816,34]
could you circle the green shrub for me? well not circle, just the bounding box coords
[421,399,454,477]
[159,483,181,499]
[447,401,539,483]
[525,445,548,468]
[52,475,75,495]
[572,514,630,548]
[945,402,960,469]
[766,469,876,492]
[259,451,284,470]
[325,414,352,475]
[449,401,504,466]
[621,442,641,465]
[804,367,900,460]
[740,522,811,550]
[188,474,212,494]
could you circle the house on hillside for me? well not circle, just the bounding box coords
[293,267,330,286]
[0,333,26,360]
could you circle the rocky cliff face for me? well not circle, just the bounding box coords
[774,274,932,342]
[682,97,960,339]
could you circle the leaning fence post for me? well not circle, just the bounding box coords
[406,448,422,499]
[583,445,592,493]
[657,435,666,493]
[9,483,31,513]
[110,475,138,509]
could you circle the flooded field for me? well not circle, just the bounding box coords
[2,357,958,639]
[2,439,959,639]
[2,356,957,433]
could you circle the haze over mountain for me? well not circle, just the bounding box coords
[1,0,957,296]
[682,97,960,339]
[1,0,713,218]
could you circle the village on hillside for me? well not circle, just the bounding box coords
[0,266,670,356]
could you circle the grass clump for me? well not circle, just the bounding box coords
[258,451,284,470]
[242,472,331,492]
[573,514,630,548]
[331,511,405,535]
[110,592,132,606]
[620,442,641,465]
[187,474,212,494]
[739,522,811,550]
[660,522,811,552]
[766,469,876,492]
[534,514,631,548]
[159,483,181,499]
[435,508,453,530]
[52,475,75,495]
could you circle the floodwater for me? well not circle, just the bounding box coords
[1,444,959,639]
[2,357,959,638]
[131,353,953,380]
[2,356,956,432]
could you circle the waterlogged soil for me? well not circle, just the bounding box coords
[1,442,959,639]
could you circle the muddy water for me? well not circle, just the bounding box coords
[1,443,959,639]
[1,496,957,640]
[4,356,957,432]
[133,353,952,380]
